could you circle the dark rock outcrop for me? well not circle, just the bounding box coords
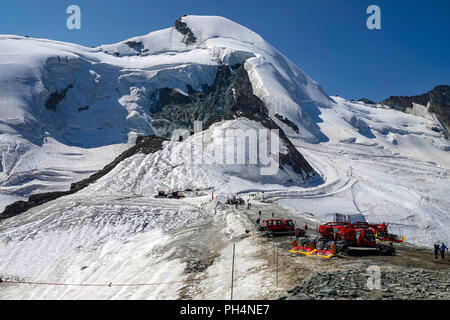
[0,136,167,220]
[358,98,375,105]
[174,17,197,45]
[124,40,144,52]
[45,84,73,110]
[382,85,450,132]
[275,113,300,133]
[150,64,237,136]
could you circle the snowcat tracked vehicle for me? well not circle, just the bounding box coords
[318,222,352,238]
[259,219,298,237]
[154,190,168,198]
[309,221,396,256]
[370,222,404,243]
[168,190,185,199]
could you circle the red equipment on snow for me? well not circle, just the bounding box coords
[259,219,297,236]
[154,190,168,198]
[168,190,185,199]
[315,220,396,255]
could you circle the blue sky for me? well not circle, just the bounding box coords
[1,0,449,101]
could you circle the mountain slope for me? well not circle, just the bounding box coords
[0,15,329,211]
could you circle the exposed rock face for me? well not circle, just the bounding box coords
[358,98,375,105]
[428,85,450,129]
[0,136,167,220]
[124,40,144,52]
[174,17,197,45]
[382,94,429,112]
[151,63,314,179]
[150,64,238,137]
[275,113,300,133]
[45,84,73,110]
[382,85,450,133]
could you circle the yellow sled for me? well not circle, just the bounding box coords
[308,243,336,259]
[308,249,334,258]
[289,240,317,256]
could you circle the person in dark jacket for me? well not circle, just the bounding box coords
[434,244,440,259]
[440,243,448,260]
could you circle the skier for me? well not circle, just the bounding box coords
[434,243,440,259]
[440,243,448,260]
[304,223,308,232]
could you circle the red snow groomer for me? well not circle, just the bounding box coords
[369,222,404,243]
[154,190,168,198]
[259,219,299,237]
[168,190,185,199]
[316,220,395,255]
[318,221,376,247]
[318,222,354,241]
[352,223,377,248]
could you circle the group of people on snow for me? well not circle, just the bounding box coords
[434,242,448,260]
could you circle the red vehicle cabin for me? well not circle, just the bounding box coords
[354,228,376,247]
[318,222,352,238]
[261,219,295,235]
[332,224,355,241]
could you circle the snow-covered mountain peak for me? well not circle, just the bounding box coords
[99,15,266,56]
[180,15,265,45]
